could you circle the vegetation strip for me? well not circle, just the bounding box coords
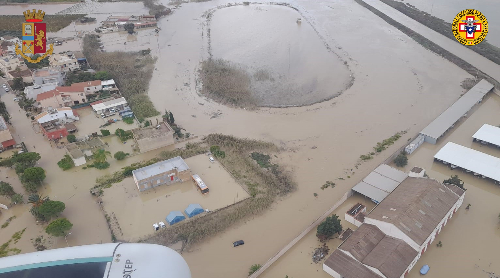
[83,35,159,120]
[0,15,85,38]
[379,0,500,66]
[353,0,500,89]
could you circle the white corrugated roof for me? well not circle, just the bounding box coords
[352,182,389,203]
[91,97,127,111]
[374,164,408,183]
[434,142,500,182]
[132,156,189,182]
[420,79,493,140]
[472,124,500,147]
[101,79,115,86]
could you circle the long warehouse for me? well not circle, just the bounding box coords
[434,142,500,183]
[472,124,500,148]
[420,79,494,144]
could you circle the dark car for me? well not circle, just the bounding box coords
[233,240,244,247]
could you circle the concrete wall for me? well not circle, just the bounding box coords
[322,264,342,278]
[136,132,175,153]
[422,134,437,145]
[135,169,191,191]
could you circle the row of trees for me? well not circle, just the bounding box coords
[0,152,46,192]
[65,71,111,86]
[28,194,73,237]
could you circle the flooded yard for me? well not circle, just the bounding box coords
[209,4,352,107]
[100,29,160,54]
[73,107,139,138]
[397,93,500,278]
[101,153,249,240]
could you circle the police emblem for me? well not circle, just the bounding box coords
[15,9,54,63]
[452,9,488,46]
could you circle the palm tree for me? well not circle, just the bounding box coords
[28,194,49,220]
[93,149,111,163]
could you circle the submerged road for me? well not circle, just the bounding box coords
[360,0,500,83]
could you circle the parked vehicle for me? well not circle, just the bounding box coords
[233,240,244,247]
[2,84,6,88]
[209,156,215,163]
[159,222,166,228]
[153,223,159,231]
[13,97,18,101]
[5,88,9,92]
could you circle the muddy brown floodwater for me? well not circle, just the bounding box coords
[209,4,352,107]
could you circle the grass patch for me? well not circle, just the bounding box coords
[123,117,134,124]
[0,15,85,38]
[200,59,256,108]
[1,216,16,229]
[379,0,500,66]
[83,34,159,120]
[358,131,406,162]
[320,181,335,190]
[0,228,25,258]
[250,152,272,168]
[140,134,294,248]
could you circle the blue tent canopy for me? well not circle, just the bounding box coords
[166,211,186,225]
[185,204,204,218]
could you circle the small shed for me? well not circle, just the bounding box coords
[185,204,204,218]
[166,211,185,225]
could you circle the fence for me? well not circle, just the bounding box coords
[249,189,354,278]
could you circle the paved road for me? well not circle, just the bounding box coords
[363,0,500,83]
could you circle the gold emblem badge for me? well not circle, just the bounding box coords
[15,9,54,63]
[452,9,488,46]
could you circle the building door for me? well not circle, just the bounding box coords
[171,175,174,181]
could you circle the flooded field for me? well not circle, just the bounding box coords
[74,107,139,137]
[209,4,351,107]
[100,29,160,54]
[399,0,500,47]
[101,154,249,240]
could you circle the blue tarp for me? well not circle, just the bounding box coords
[420,265,430,275]
[166,211,185,225]
[185,204,204,218]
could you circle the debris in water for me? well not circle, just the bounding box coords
[312,244,330,263]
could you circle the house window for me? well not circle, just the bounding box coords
[157,179,161,184]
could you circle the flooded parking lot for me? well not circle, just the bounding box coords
[101,154,249,240]
[209,4,352,107]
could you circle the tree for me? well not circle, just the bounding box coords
[93,149,111,163]
[394,153,408,167]
[115,128,133,142]
[94,71,111,80]
[24,54,49,69]
[37,200,66,221]
[316,214,342,241]
[0,181,15,196]
[114,151,129,160]
[11,77,25,91]
[443,175,465,189]
[169,112,175,124]
[22,167,46,185]
[11,193,24,204]
[57,155,75,171]
[45,218,73,237]
[100,129,111,136]
[29,194,50,220]
[124,23,135,34]
[249,264,261,276]
[67,134,76,143]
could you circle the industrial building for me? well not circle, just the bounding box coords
[324,177,465,278]
[0,243,191,278]
[352,164,408,203]
[132,156,191,191]
[185,204,204,218]
[434,142,500,183]
[472,124,500,148]
[131,121,175,153]
[419,80,494,144]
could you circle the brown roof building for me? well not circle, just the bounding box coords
[324,177,465,278]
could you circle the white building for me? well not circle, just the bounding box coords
[91,97,128,114]
[32,68,65,85]
[49,54,79,72]
[324,177,465,278]
[34,107,79,124]
[0,55,23,73]
[24,83,58,100]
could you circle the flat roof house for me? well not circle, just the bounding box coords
[49,54,79,72]
[324,177,465,278]
[131,121,175,153]
[132,156,191,192]
[32,68,65,85]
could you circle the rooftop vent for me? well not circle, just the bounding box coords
[382,216,389,219]
[419,209,426,215]
[390,208,396,211]
[439,188,445,193]
[400,222,411,232]
[424,201,432,207]
[415,221,423,229]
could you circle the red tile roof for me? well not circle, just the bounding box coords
[71,80,101,87]
[36,90,60,101]
[56,85,86,93]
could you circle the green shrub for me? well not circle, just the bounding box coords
[57,155,75,170]
[249,264,261,276]
[114,151,129,161]
[66,134,76,143]
[45,218,73,237]
[394,153,408,167]
[92,162,110,169]
[123,117,134,124]
[317,215,342,241]
[100,129,111,136]
[0,181,15,197]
